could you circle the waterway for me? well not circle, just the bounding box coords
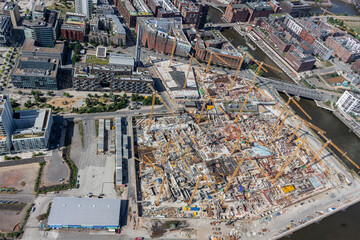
[208,6,360,240]
[310,0,360,15]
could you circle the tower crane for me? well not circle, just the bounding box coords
[156,178,166,206]
[269,112,290,143]
[188,175,203,205]
[284,91,311,120]
[317,8,357,36]
[229,56,245,91]
[287,122,302,144]
[147,94,157,134]
[147,83,176,133]
[197,96,207,124]
[162,141,171,166]
[169,34,177,67]
[168,137,192,173]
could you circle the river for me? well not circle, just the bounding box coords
[208,6,360,240]
[311,0,360,15]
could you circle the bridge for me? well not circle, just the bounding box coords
[239,70,326,101]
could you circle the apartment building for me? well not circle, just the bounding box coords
[325,36,360,63]
[280,0,311,17]
[285,48,315,72]
[336,91,360,115]
[313,39,333,60]
[61,13,86,42]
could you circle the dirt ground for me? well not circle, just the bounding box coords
[0,163,39,194]
[0,203,30,233]
[47,96,84,109]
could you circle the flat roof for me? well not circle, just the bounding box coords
[48,197,121,227]
[22,39,64,54]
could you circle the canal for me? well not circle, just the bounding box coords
[208,6,360,240]
[311,0,360,15]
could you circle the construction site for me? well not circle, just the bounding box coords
[129,40,360,238]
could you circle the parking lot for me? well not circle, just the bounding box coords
[43,150,69,186]
[67,119,117,199]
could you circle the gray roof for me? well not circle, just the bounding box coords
[105,15,126,35]
[48,197,121,227]
[109,53,134,67]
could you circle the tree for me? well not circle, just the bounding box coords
[74,42,81,54]
[110,41,114,47]
[17,90,22,95]
[85,98,91,106]
[31,90,36,96]
[25,8,29,14]
[103,93,108,98]
[47,91,53,96]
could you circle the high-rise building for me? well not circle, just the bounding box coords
[75,0,93,18]
[0,95,15,153]
[2,2,20,28]
[23,6,60,47]
[0,15,13,46]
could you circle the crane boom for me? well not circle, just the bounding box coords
[188,176,202,205]
[156,178,166,206]
[206,53,213,73]
[147,84,176,116]
[184,54,193,89]
[287,122,302,144]
[229,56,245,91]
[273,141,304,182]
[284,91,312,120]
[270,113,290,143]
[197,96,207,124]
[204,175,229,211]
[224,156,246,192]
[147,94,157,134]
[169,138,191,173]
[162,141,171,166]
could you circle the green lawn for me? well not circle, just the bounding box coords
[48,2,74,18]
[86,55,109,65]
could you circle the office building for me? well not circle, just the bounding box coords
[280,0,310,17]
[0,15,12,46]
[21,39,65,64]
[0,95,15,154]
[147,0,180,18]
[172,0,199,25]
[285,48,315,72]
[223,4,249,23]
[11,109,53,152]
[312,39,333,61]
[89,15,127,46]
[2,2,20,27]
[11,56,60,90]
[75,0,93,18]
[336,91,360,115]
[48,197,121,229]
[61,13,86,42]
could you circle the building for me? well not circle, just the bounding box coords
[246,2,274,22]
[61,13,86,42]
[21,39,65,64]
[11,109,53,152]
[336,91,360,115]
[172,0,199,25]
[48,197,121,229]
[325,36,360,63]
[285,48,315,72]
[196,4,209,29]
[2,2,20,28]
[147,0,180,18]
[223,4,249,23]
[313,39,333,60]
[116,0,153,27]
[75,0,93,18]
[11,56,60,90]
[89,15,127,46]
[0,95,15,153]
[109,53,135,68]
[280,0,311,17]
[72,63,153,93]
[23,7,60,47]
[138,17,191,57]
[0,15,12,46]
[268,31,292,53]
[352,59,360,73]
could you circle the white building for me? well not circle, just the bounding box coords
[336,91,360,116]
[75,0,93,18]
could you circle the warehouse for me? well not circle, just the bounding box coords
[48,197,121,229]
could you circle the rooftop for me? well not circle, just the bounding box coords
[48,197,121,228]
[12,56,59,78]
[22,39,64,54]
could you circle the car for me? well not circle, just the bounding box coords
[99,193,105,196]
[76,184,80,189]
[59,178,65,182]
[98,196,103,199]
[76,180,79,184]
[31,207,36,212]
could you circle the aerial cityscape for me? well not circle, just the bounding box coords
[0,0,360,239]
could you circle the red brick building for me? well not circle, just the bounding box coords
[223,2,274,23]
[285,48,315,72]
[223,4,249,23]
[352,59,360,73]
[60,13,86,42]
[172,0,199,24]
[299,29,316,45]
[325,36,357,63]
[269,32,292,53]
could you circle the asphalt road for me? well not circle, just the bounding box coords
[45,150,69,185]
